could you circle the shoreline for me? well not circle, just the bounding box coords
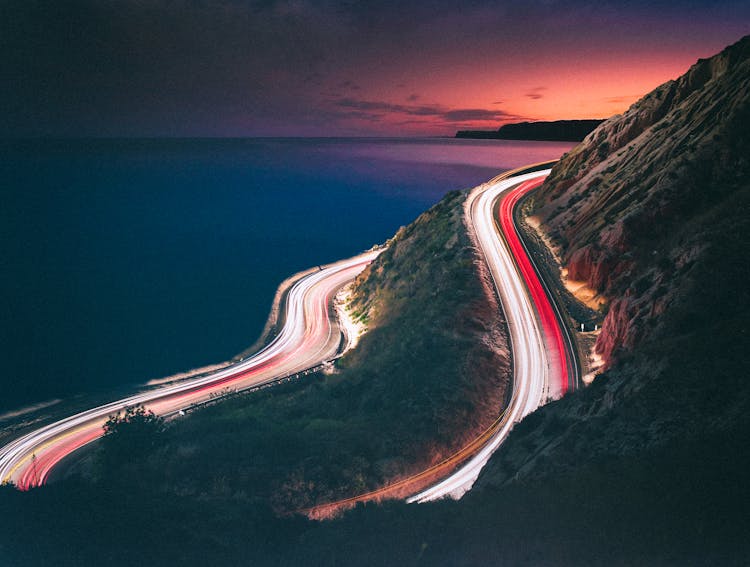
[0,260,366,446]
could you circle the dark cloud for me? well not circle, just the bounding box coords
[339,80,361,91]
[407,94,421,102]
[524,87,547,100]
[303,73,324,85]
[441,108,514,121]
[0,0,352,135]
[334,98,521,124]
[336,98,431,116]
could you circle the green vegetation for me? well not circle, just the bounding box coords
[135,190,508,511]
[1,405,746,567]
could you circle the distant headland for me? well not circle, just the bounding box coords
[456,119,605,141]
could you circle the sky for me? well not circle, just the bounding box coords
[1,0,748,137]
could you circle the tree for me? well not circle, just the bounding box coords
[99,405,165,474]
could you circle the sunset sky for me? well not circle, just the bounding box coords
[2,0,748,137]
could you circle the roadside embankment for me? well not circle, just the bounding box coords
[86,189,513,513]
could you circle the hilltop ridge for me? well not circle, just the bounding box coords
[456,119,604,141]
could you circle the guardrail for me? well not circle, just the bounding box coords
[163,357,341,419]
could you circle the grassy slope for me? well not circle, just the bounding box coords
[128,190,511,512]
[0,188,516,565]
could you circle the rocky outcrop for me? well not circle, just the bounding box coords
[474,35,750,495]
[531,35,750,368]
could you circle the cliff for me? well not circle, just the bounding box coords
[532,35,750,367]
[467,35,750,490]
[456,119,604,141]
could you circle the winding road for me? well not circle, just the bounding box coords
[409,167,575,502]
[305,164,578,516]
[0,251,379,489]
[2,163,577,512]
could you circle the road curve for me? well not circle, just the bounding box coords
[303,165,578,516]
[0,251,379,489]
[408,169,569,502]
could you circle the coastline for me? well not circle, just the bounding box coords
[234,265,322,361]
[0,258,370,460]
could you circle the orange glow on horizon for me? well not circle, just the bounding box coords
[334,47,713,136]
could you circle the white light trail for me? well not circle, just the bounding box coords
[0,250,380,488]
[408,169,553,502]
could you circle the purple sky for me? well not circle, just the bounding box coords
[2,1,748,137]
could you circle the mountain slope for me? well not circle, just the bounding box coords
[474,35,750,488]
[279,33,750,566]
[532,34,750,366]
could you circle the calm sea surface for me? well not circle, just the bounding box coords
[1,138,573,411]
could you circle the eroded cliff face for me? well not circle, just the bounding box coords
[475,36,750,491]
[531,35,750,367]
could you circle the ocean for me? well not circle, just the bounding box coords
[0,138,574,412]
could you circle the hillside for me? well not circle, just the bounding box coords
[462,34,750,489]
[1,35,748,567]
[0,188,517,563]
[532,35,749,368]
[456,119,604,141]
[298,34,750,565]
[110,193,514,510]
